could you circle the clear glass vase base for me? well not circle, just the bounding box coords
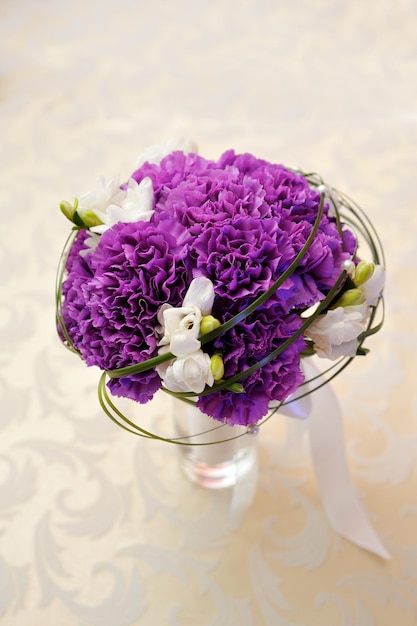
[179,445,258,489]
[172,399,259,490]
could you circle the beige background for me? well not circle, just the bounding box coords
[1,1,417,624]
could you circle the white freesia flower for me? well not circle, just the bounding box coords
[156,277,216,393]
[159,350,214,394]
[157,277,215,356]
[306,303,368,360]
[90,177,154,234]
[157,304,202,356]
[359,265,385,306]
[135,138,198,168]
[77,176,125,219]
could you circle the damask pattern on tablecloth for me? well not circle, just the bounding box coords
[1,1,417,624]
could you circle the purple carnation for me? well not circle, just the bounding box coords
[160,165,270,236]
[197,384,270,427]
[216,150,318,217]
[61,218,192,403]
[191,217,282,299]
[130,151,217,209]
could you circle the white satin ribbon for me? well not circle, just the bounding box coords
[280,360,390,560]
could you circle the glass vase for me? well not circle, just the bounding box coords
[172,399,259,489]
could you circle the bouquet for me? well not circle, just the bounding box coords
[56,141,385,437]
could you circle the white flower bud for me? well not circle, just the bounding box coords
[157,305,202,356]
[162,350,214,394]
[306,304,368,360]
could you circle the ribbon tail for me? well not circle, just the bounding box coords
[304,363,390,559]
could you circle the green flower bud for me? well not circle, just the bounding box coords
[60,200,76,221]
[200,315,221,335]
[334,288,365,308]
[78,211,104,228]
[227,382,245,393]
[210,353,224,381]
[354,260,375,286]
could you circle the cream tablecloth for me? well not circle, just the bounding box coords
[1,1,417,624]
